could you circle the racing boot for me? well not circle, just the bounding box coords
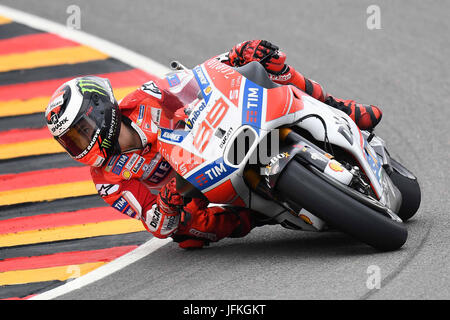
[227,208,278,238]
[324,94,383,131]
[248,210,278,228]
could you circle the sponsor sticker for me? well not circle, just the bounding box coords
[265,152,290,175]
[112,196,137,218]
[125,154,140,170]
[92,155,105,167]
[146,205,162,232]
[136,105,145,126]
[166,74,180,87]
[112,154,129,175]
[299,214,313,225]
[329,160,344,172]
[105,155,118,172]
[132,156,145,174]
[160,214,180,236]
[95,184,120,197]
[241,80,263,133]
[150,107,161,126]
[147,160,172,184]
[141,81,162,99]
[122,170,132,180]
[185,102,207,129]
[187,157,236,190]
[192,65,212,104]
[141,154,161,180]
[365,145,381,181]
[193,66,209,85]
[159,128,188,143]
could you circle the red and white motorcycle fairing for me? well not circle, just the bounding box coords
[158,59,402,232]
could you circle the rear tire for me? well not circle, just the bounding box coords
[276,160,408,251]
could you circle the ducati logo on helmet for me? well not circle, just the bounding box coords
[47,110,60,125]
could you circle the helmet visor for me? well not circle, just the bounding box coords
[56,115,101,158]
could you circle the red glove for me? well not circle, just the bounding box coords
[142,178,183,238]
[228,40,287,74]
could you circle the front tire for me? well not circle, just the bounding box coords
[388,158,421,221]
[276,160,408,251]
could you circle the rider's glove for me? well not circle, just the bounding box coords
[228,40,287,74]
[142,178,183,238]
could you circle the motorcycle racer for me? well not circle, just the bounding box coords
[45,40,383,249]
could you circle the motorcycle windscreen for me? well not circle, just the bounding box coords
[165,70,201,106]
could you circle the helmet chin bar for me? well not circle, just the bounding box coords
[98,102,122,164]
[100,122,122,163]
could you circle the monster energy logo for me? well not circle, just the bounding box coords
[77,78,108,96]
[101,138,112,149]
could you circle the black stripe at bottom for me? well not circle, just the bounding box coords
[0,231,151,298]
[0,231,152,260]
[0,280,63,300]
[0,195,107,221]
[0,113,46,132]
[0,152,82,175]
[0,232,151,298]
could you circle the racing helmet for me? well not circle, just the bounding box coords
[45,76,122,167]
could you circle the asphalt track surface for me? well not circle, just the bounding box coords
[2,0,449,300]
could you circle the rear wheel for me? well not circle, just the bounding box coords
[276,160,408,251]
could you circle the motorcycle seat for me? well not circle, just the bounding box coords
[234,61,282,89]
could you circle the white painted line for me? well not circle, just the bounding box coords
[0,4,170,77]
[0,4,173,300]
[30,237,173,300]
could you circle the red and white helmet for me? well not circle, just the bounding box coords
[45,76,122,167]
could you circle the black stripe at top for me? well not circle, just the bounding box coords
[0,58,132,86]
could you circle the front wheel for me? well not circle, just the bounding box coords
[387,158,421,221]
[275,160,408,251]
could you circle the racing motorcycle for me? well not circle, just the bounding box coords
[157,58,421,251]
